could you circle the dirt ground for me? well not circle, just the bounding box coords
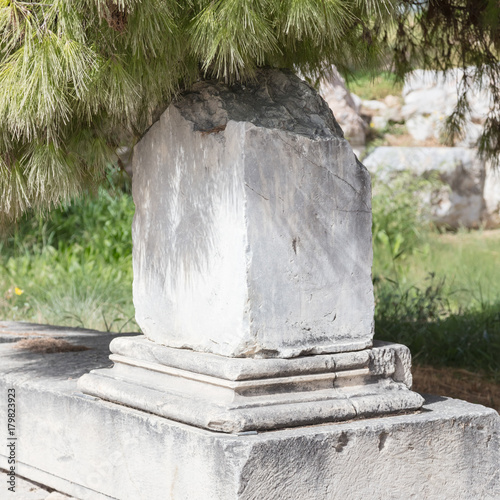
[412,364,500,412]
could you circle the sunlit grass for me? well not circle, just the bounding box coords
[375,229,500,311]
[345,70,403,100]
[373,229,500,380]
[0,182,138,332]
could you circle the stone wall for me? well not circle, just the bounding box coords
[363,146,500,229]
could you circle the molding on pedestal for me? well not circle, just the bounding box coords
[78,337,424,433]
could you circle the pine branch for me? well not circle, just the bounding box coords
[1,0,500,222]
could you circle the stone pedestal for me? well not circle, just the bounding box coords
[3,71,499,500]
[0,325,499,500]
[79,69,424,429]
[79,337,422,432]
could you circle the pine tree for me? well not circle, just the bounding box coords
[0,0,499,221]
[395,1,500,162]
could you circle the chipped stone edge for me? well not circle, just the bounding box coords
[79,338,424,433]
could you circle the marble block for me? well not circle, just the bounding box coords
[132,69,374,358]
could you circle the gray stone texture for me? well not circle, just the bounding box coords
[2,478,80,500]
[1,323,499,500]
[0,472,50,499]
[45,494,78,500]
[79,336,424,432]
[132,69,374,358]
[360,96,404,132]
[484,164,500,228]
[82,70,425,432]
[318,66,367,149]
[363,146,491,228]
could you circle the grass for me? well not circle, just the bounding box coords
[373,229,500,380]
[371,173,500,382]
[372,170,500,382]
[375,282,500,379]
[411,230,500,306]
[345,71,403,100]
[373,229,500,311]
[0,172,138,333]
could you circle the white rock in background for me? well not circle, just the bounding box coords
[384,95,402,108]
[115,145,133,177]
[484,163,500,228]
[456,121,483,148]
[350,91,363,112]
[361,100,388,113]
[405,113,443,142]
[383,95,404,123]
[371,115,389,131]
[403,68,492,146]
[318,67,367,149]
[363,146,496,228]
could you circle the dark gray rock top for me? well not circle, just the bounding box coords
[173,69,344,139]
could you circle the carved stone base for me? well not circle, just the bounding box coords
[79,336,424,433]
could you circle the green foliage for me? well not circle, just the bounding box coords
[375,273,450,324]
[0,179,137,332]
[2,182,500,379]
[0,0,186,221]
[375,276,500,380]
[2,0,500,220]
[404,229,500,309]
[0,0,393,221]
[395,1,500,162]
[345,71,403,100]
[371,173,500,380]
[371,171,437,270]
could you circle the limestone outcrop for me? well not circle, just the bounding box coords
[318,67,367,150]
[402,68,490,147]
[364,146,500,229]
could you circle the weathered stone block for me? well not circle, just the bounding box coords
[79,336,424,432]
[80,71,423,432]
[318,66,367,149]
[0,325,498,500]
[132,70,374,358]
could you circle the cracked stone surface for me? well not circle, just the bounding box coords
[173,69,344,139]
[79,337,424,432]
[132,69,374,358]
[0,470,79,499]
[1,472,49,499]
[363,146,487,229]
[1,323,498,499]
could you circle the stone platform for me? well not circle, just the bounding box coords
[0,471,77,499]
[78,335,424,433]
[0,322,499,500]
